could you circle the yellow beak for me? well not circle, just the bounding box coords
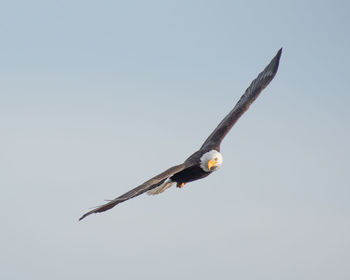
[207,159,217,170]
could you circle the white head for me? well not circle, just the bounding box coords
[200,150,223,172]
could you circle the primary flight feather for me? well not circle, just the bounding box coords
[79,49,282,220]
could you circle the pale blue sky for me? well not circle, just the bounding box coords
[1,1,349,279]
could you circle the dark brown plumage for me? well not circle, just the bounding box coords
[79,49,282,220]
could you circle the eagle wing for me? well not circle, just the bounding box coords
[200,48,282,151]
[79,163,192,220]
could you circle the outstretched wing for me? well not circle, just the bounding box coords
[79,163,191,220]
[200,48,282,151]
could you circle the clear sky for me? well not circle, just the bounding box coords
[1,1,349,279]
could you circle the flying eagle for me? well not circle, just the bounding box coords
[79,49,282,220]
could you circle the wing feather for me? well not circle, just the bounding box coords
[79,163,191,220]
[200,48,282,150]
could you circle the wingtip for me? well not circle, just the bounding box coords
[274,48,282,61]
[276,48,283,59]
[79,200,120,221]
[79,211,93,221]
[78,214,86,221]
[268,48,282,74]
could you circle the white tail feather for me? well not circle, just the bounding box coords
[147,180,175,195]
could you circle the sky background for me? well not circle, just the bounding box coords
[1,0,349,279]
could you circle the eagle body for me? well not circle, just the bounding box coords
[170,165,211,186]
[147,149,222,194]
[79,49,282,220]
[171,149,223,186]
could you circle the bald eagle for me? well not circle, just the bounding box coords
[79,49,282,220]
